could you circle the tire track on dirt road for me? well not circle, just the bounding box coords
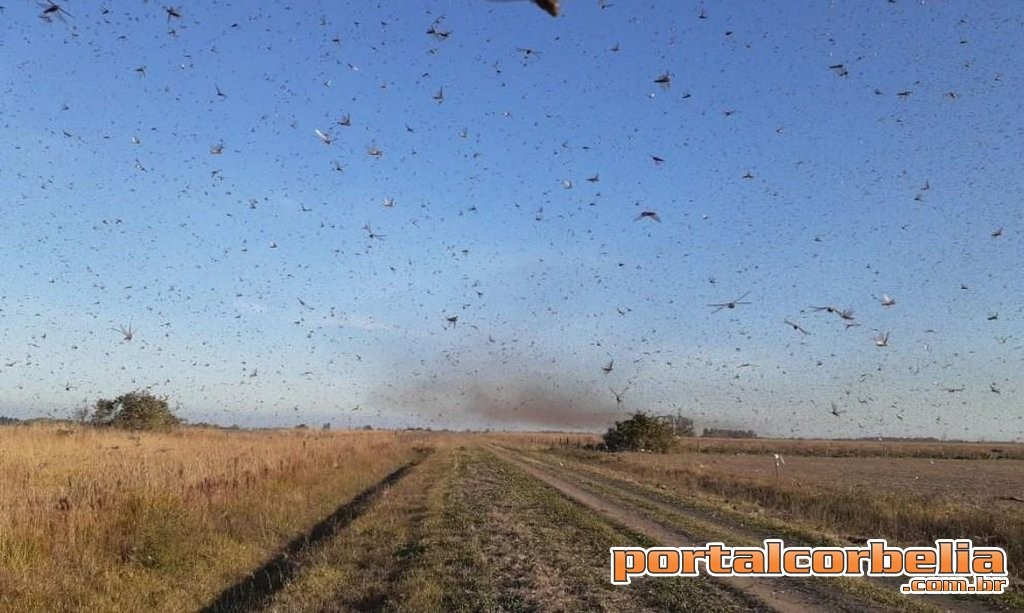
[201,451,431,613]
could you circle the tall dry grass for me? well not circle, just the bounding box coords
[0,423,432,611]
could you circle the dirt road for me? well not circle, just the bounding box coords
[490,444,1002,613]
[213,443,1007,612]
[491,446,885,613]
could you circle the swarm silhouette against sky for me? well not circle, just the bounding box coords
[1,1,1021,439]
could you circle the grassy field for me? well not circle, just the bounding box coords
[0,424,432,611]
[1,425,1020,611]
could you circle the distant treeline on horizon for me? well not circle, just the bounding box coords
[701,428,758,438]
[0,416,1017,445]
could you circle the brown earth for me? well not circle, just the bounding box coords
[618,452,1024,511]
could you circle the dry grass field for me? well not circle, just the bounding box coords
[1,425,1021,612]
[0,424,433,611]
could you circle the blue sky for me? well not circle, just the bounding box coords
[0,1,1021,439]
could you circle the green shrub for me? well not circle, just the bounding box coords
[602,411,675,453]
[91,391,180,430]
